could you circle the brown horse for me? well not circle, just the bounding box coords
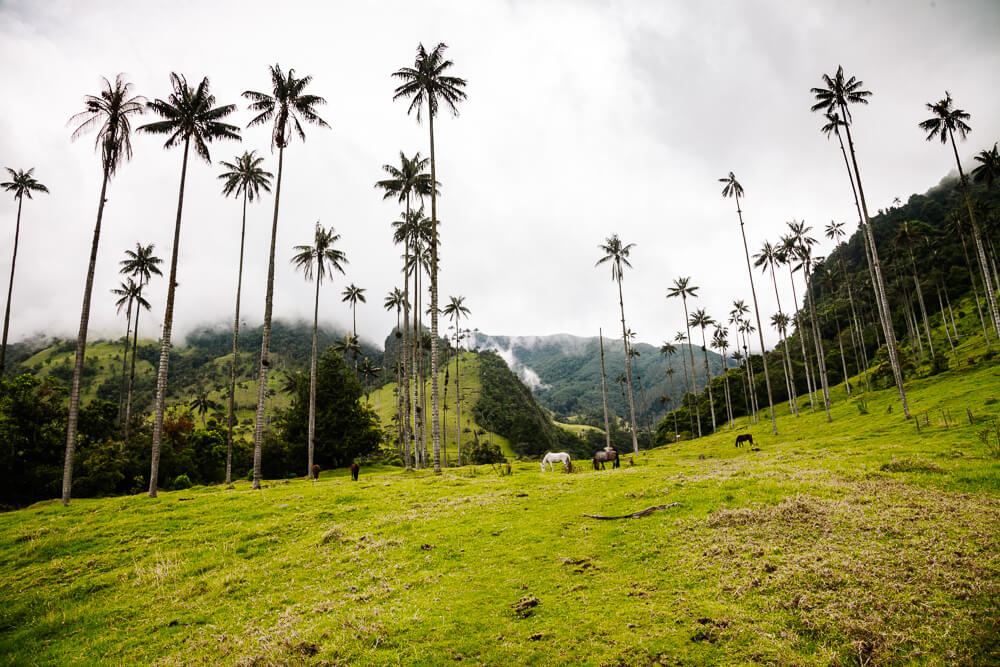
[593,447,620,470]
[350,462,360,481]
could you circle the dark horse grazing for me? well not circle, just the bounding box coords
[350,462,360,481]
[593,447,620,470]
[735,433,754,447]
[311,464,321,480]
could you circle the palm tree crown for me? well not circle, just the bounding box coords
[392,43,468,123]
[219,150,273,201]
[810,65,871,121]
[120,242,163,286]
[919,91,971,145]
[972,143,1000,188]
[375,151,436,204]
[138,73,240,159]
[244,65,329,148]
[69,74,146,175]
[2,168,49,201]
[719,171,744,200]
[595,234,635,281]
[292,224,347,284]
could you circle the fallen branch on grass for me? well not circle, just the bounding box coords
[582,502,680,520]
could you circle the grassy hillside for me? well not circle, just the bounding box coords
[2,359,998,664]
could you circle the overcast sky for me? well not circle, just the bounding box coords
[1,0,998,355]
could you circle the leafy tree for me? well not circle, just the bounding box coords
[0,375,66,509]
[244,64,329,489]
[972,143,1000,189]
[292,223,347,478]
[62,74,145,505]
[188,391,221,428]
[393,42,468,473]
[1,168,49,375]
[218,150,272,483]
[719,172,777,434]
[138,72,240,498]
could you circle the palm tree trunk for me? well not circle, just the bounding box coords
[787,266,815,412]
[840,256,870,392]
[667,370,678,440]
[833,308,851,397]
[769,266,798,415]
[908,248,935,359]
[804,267,832,422]
[942,280,959,341]
[427,112,442,474]
[721,351,733,428]
[226,190,249,485]
[840,119,910,418]
[455,348,462,465]
[124,297,141,443]
[950,131,1000,336]
[936,283,957,359]
[681,298,702,438]
[735,195,777,435]
[61,165,111,506]
[598,330,612,449]
[308,273,320,478]
[0,197,24,375]
[252,143,285,490]
[956,225,991,345]
[677,338,695,435]
[117,296,134,427]
[698,327,717,432]
[616,277,640,454]
[149,138,192,498]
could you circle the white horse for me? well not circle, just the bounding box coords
[540,451,572,472]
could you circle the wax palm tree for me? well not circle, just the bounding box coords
[384,287,407,463]
[667,278,701,436]
[359,358,382,405]
[393,42,468,473]
[596,235,640,454]
[443,295,470,463]
[824,220,869,391]
[244,63,329,489]
[730,299,758,423]
[1,168,49,374]
[754,241,798,416]
[659,342,679,440]
[189,391,221,428]
[598,329,613,449]
[112,277,141,423]
[972,143,1000,189]
[121,280,152,443]
[333,333,361,361]
[689,308,718,433]
[812,66,909,418]
[61,74,145,506]
[783,222,819,408]
[292,223,347,479]
[711,327,734,429]
[792,241,832,422]
[720,172,777,433]
[920,92,1000,334]
[895,220,936,360]
[342,283,367,368]
[138,72,240,498]
[218,150,272,483]
[377,153,435,469]
[116,243,163,430]
[674,331,697,434]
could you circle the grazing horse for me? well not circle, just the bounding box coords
[593,447,620,470]
[350,462,360,481]
[311,464,321,480]
[735,433,754,447]
[541,451,572,472]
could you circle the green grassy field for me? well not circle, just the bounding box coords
[1,357,999,665]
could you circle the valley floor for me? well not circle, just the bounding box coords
[2,363,999,665]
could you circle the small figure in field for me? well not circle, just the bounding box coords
[540,451,572,472]
[735,433,754,447]
[350,462,360,481]
[593,446,619,470]
[311,464,321,480]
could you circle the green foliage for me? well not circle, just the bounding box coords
[465,437,505,465]
[0,375,66,509]
[172,474,192,490]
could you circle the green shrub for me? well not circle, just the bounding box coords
[173,474,192,490]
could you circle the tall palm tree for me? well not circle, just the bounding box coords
[812,66,909,418]
[596,235,640,454]
[393,42,468,474]
[116,243,163,431]
[138,73,240,498]
[599,329,613,449]
[712,327,734,428]
[667,277,703,437]
[358,358,382,405]
[1,168,49,374]
[62,74,145,506]
[659,341,679,440]
[825,220,869,391]
[920,92,1000,335]
[443,295,470,463]
[730,300,758,423]
[342,283,367,369]
[244,64,329,489]
[384,287,408,464]
[754,241,798,416]
[674,331,696,434]
[793,241,832,422]
[972,143,1000,189]
[376,153,435,470]
[189,391,221,428]
[112,277,141,422]
[783,224,820,408]
[292,223,347,479]
[218,150,272,483]
[689,308,718,432]
[895,220,936,360]
[333,333,361,364]
[720,172,777,434]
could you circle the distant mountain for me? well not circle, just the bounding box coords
[468,332,731,424]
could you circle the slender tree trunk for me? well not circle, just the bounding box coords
[149,138,192,498]
[308,273,321,479]
[667,370,678,440]
[117,296,134,427]
[616,277,640,454]
[721,351,733,428]
[787,265,815,412]
[61,165,111,505]
[936,283,957,360]
[839,255,870,392]
[427,113,443,473]
[908,247,935,359]
[599,329,612,449]
[226,190,249,485]
[0,197,24,375]
[956,225,991,344]
[735,195,777,434]
[412,252,422,469]
[124,297,142,443]
[698,327,717,432]
[769,265,798,415]
[681,298,702,438]
[950,131,1000,336]
[840,119,910,418]
[833,308,851,397]
[252,143,286,490]
[942,280,959,341]
[804,265,832,422]
[455,345,462,465]
[678,337,696,435]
